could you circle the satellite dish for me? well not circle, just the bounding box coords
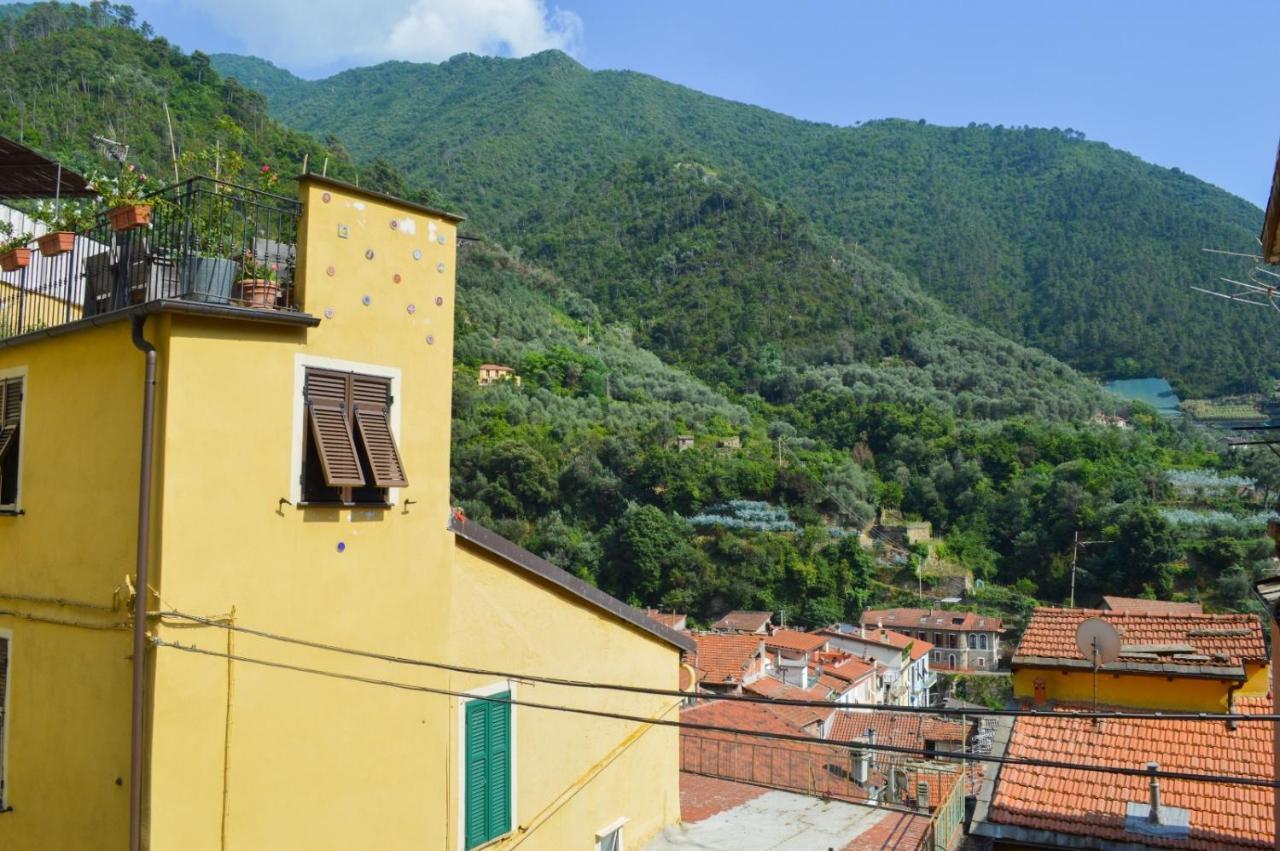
[1075,617,1122,667]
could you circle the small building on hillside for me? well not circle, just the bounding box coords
[477,363,521,386]
[718,435,741,450]
[711,610,774,634]
[860,607,1004,671]
[674,434,695,451]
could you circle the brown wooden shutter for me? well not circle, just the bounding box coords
[0,379,21,465]
[304,369,365,487]
[351,375,408,488]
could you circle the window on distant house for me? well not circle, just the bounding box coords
[301,368,406,505]
[977,657,985,668]
[979,634,988,650]
[0,633,10,808]
[967,634,977,650]
[464,693,512,849]
[948,653,956,668]
[0,377,23,510]
[596,818,628,851]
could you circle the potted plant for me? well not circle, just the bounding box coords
[0,222,33,272]
[31,200,97,257]
[235,253,279,309]
[88,165,153,232]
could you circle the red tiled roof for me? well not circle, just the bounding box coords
[743,678,835,730]
[712,610,773,632]
[645,609,688,629]
[1015,607,1266,669]
[862,607,1005,633]
[823,626,934,661]
[989,696,1275,849]
[827,656,876,683]
[682,697,809,737]
[830,710,969,751]
[765,629,829,654]
[688,633,764,685]
[1100,596,1204,615]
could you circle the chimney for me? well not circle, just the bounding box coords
[1147,762,1161,824]
[916,780,930,813]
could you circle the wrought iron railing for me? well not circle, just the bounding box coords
[0,177,301,339]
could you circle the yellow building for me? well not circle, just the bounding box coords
[1010,606,1269,713]
[0,173,690,850]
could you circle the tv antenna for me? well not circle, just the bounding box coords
[1075,617,1121,716]
[1068,531,1111,608]
[92,134,129,165]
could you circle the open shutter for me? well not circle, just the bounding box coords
[306,402,365,487]
[0,378,20,477]
[351,375,407,488]
[486,695,512,839]
[304,369,365,488]
[464,701,490,850]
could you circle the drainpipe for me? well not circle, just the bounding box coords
[129,316,158,851]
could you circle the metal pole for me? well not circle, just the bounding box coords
[129,317,158,851]
[1070,531,1079,608]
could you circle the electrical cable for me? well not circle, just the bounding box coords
[157,609,1280,722]
[151,637,1280,790]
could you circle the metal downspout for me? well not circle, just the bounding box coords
[130,316,158,851]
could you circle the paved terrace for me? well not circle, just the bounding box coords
[646,774,930,850]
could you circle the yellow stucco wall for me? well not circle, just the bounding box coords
[0,321,152,850]
[449,540,682,851]
[0,178,684,849]
[1011,664,1268,713]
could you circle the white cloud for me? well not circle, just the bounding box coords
[386,0,582,63]
[167,0,581,72]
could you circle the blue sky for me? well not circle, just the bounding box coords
[132,0,1280,207]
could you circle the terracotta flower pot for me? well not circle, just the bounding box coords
[0,248,32,272]
[37,230,75,257]
[107,204,152,232]
[236,278,280,310]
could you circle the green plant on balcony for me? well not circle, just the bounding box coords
[235,252,279,310]
[31,200,97,257]
[88,165,153,231]
[0,221,34,272]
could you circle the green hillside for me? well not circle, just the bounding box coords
[212,50,1270,396]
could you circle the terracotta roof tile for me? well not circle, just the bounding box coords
[830,710,969,751]
[989,696,1275,849]
[764,629,829,654]
[711,610,773,632]
[1101,596,1204,615]
[743,678,835,729]
[687,633,764,685]
[827,656,877,683]
[862,607,1005,633]
[645,609,688,630]
[1015,607,1265,669]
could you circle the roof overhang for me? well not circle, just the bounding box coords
[1011,655,1246,681]
[298,172,465,223]
[0,136,94,199]
[449,515,696,653]
[1263,139,1280,265]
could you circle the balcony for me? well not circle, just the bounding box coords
[1,177,301,339]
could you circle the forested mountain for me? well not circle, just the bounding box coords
[1,3,1273,626]
[212,50,1269,396]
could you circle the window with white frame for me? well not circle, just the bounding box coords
[596,817,628,851]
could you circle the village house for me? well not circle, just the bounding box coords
[0,160,693,851]
[818,624,934,707]
[812,653,880,706]
[476,362,521,386]
[645,609,689,631]
[762,628,829,688]
[972,605,1274,849]
[860,607,1004,671]
[710,609,774,634]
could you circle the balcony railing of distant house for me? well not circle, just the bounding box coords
[0,177,301,339]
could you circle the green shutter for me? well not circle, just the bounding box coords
[487,697,511,839]
[464,693,511,849]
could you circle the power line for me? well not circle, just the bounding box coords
[158,609,1280,722]
[152,638,1280,790]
